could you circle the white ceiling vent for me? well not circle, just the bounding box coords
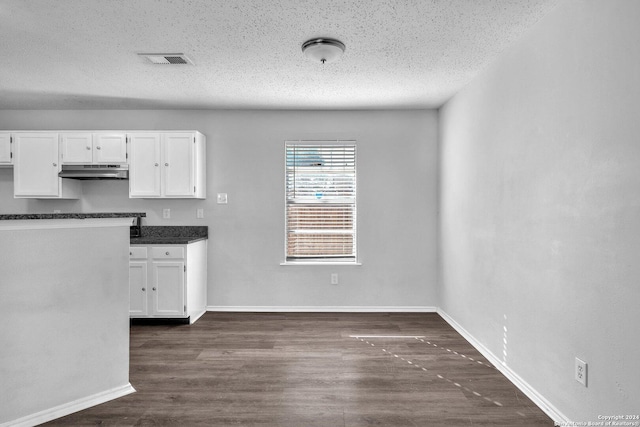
[138,53,193,65]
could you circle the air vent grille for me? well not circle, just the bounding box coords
[138,53,193,65]
[165,56,188,64]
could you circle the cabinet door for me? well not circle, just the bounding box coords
[129,261,148,315]
[60,133,93,164]
[162,133,195,197]
[0,132,11,164]
[94,133,127,164]
[129,133,161,197]
[151,261,185,316]
[13,133,60,197]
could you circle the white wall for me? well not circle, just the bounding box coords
[0,109,439,309]
[439,0,640,422]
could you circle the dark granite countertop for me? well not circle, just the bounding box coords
[0,212,147,220]
[130,226,208,245]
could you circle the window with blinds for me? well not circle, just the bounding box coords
[285,141,356,262]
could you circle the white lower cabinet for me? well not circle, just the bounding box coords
[129,240,207,324]
[152,260,185,316]
[128,257,148,316]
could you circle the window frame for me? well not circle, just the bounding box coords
[282,140,359,265]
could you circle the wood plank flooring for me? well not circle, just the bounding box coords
[44,312,553,426]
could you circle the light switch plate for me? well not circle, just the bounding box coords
[217,193,228,204]
[163,208,170,219]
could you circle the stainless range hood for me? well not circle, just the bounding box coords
[58,164,129,180]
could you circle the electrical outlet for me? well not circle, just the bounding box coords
[217,193,228,204]
[331,273,338,285]
[197,208,204,219]
[575,357,587,387]
[163,208,170,219]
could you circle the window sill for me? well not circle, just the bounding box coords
[280,261,362,266]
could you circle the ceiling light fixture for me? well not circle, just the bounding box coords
[301,38,346,64]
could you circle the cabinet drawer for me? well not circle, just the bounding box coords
[151,246,185,259]
[129,247,148,259]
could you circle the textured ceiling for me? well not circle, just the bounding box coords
[0,0,559,110]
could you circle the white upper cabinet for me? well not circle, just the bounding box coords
[163,132,195,197]
[0,132,12,164]
[13,132,80,198]
[94,133,128,163]
[4,129,203,199]
[60,132,93,163]
[129,133,162,197]
[60,132,127,164]
[129,131,206,199]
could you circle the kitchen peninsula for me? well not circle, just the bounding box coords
[0,213,144,427]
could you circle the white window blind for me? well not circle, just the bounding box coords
[285,141,356,261]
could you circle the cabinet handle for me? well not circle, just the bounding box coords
[86,146,91,150]
[53,163,57,167]
[165,251,170,255]
[96,146,101,150]
[142,287,146,291]
[165,163,169,166]
[129,252,132,256]
[155,163,159,166]
[152,287,156,291]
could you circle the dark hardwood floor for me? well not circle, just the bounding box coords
[44,312,553,426]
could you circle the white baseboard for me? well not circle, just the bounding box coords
[2,383,135,427]
[436,308,569,424]
[207,305,437,313]
[190,308,207,324]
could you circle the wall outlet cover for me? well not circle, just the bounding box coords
[575,357,587,387]
[217,193,228,204]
